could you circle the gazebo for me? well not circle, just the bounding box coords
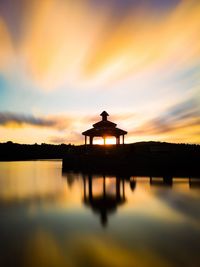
[82,111,128,145]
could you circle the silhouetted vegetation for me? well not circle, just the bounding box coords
[0,141,72,160]
[1,141,200,177]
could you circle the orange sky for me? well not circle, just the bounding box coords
[0,0,200,144]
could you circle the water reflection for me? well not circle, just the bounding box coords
[83,175,126,226]
[189,178,200,189]
[150,176,173,187]
[0,161,200,267]
[0,161,66,202]
[62,170,200,227]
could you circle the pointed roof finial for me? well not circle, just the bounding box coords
[100,111,109,121]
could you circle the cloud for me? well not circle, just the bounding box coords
[0,0,199,89]
[0,0,200,145]
[130,98,200,138]
[0,112,91,144]
[0,18,14,71]
[90,0,181,9]
[0,0,28,42]
[49,132,82,144]
[85,112,135,124]
[0,112,73,130]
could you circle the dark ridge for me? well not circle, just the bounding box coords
[0,141,200,177]
[0,141,199,161]
[0,141,72,160]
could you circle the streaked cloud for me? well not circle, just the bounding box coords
[0,112,75,130]
[0,18,14,71]
[0,0,199,144]
[129,98,200,143]
[0,0,199,89]
[49,132,82,145]
[0,112,55,127]
[0,112,90,144]
[0,0,28,42]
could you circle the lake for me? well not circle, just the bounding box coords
[0,160,200,267]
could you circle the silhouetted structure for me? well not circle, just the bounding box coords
[62,142,200,177]
[83,175,127,226]
[82,111,127,145]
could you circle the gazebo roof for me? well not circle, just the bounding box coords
[82,111,127,137]
[93,120,116,128]
[82,127,127,137]
[100,111,109,117]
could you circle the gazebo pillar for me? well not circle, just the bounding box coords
[89,136,93,145]
[85,135,87,145]
[122,135,124,144]
[116,136,120,145]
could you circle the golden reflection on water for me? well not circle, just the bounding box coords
[24,231,170,267]
[0,161,200,267]
[0,161,83,208]
[0,161,64,200]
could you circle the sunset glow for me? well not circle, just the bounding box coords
[93,137,117,145]
[0,0,200,144]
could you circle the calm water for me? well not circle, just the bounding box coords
[0,161,200,267]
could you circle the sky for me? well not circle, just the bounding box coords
[0,0,200,145]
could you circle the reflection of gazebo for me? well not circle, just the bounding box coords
[83,175,127,226]
[150,176,173,187]
[82,111,127,145]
